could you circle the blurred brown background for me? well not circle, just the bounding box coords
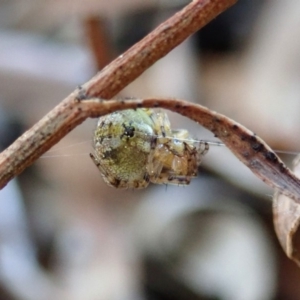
[1,0,300,299]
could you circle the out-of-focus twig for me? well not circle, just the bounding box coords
[84,15,112,70]
[0,0,237,188]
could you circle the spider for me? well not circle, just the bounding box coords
[90,108,209,188]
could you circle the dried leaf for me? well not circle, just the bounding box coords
[273,156,300,265]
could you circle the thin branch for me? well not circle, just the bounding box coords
[0,0,237,188]
[77,97,300,204]
[82,0,237,99]
[2,95,300,207]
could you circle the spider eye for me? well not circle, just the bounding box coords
[123,124,135,138]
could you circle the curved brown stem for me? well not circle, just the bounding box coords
[1,96,300,207]
[85,98,300,203]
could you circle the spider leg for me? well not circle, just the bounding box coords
[148,143,197,186]
[150,171,192,186]
[149,135,209,186]
[147,111,210,187]
[148,110,173,145]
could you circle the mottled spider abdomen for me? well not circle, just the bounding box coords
[91,109,155,188]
